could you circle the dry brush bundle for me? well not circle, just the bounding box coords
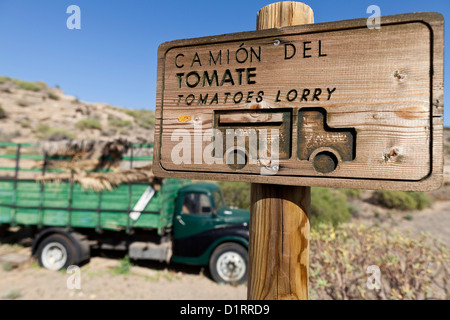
[36,165,161,192]
[37,138,131,171]
[34,138,160,191]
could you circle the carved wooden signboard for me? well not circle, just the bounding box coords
[153,13,444,191]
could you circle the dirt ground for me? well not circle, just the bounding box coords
[0,247,247,300]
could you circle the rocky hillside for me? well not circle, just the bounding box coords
[0,76,155,144]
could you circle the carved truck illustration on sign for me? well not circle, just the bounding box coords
[298,108,356,174]
[154,13,444,191]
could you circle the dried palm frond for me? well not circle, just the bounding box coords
[34,139,159,191]
[34,159,101,171]
[35,165,160,192]
[36,138,132,171]
[38,138,130,159]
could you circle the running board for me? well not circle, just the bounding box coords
[129,241,172,263]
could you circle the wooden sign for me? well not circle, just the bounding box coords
[153,13,444,191]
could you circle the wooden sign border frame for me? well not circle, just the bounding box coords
[154,12,444,191]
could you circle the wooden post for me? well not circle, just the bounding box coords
[248,1,313,300]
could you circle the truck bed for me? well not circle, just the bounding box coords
[0,142,187,234]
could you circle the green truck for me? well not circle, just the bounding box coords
[0,142,250,284]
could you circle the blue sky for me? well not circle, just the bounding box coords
[0,0,448,126]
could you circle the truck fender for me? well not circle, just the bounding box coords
[204,236,248,262]
[205,224,249,254]
[31,228,90,265]
[207,236,249,254]
[171,224,249,266]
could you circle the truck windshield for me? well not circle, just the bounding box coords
[213,189,226,210]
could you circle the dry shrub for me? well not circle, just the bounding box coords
[310,223,449,300]
[75,118,102,130]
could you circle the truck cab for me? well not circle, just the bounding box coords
[171,183,249,284]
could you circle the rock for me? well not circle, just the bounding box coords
[0,253,30,269]
[15,115,30,122]
[48,132,73,141]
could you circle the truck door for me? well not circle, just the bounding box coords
[172,192,221,258]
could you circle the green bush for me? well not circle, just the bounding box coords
[76,118,102,130]
[339,188,363,199]
[311,188,352,227]
[46,129,75,140]
[1,261,13,271]
[373,190,432,211]
[108,117,132,128]
[118,108,155,129]
[35,124,75,140]
[409,192,433,210]
[215,184,354,225]
[14,79,46,91]
[0,76,11,84]
[111,255,133,275]
[47,92,60,100]
[36,124,51,134]
[215,181,250,210]
[18,120,31,128]
[2,289,20,300]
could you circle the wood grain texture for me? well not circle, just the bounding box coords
[256,2,313,29]
[153,12,444,191]
[248,2,311,301]
[219,112,283,124]
[248,183,310,300]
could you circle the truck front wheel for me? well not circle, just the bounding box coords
[37,234,77,271]
[209,243,248,285]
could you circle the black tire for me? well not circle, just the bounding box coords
[37,234,77,271]
[209,243,248,285]
[0,225,9,237]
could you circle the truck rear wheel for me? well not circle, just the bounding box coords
[209,243,248,285]
[37,234,77,271]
